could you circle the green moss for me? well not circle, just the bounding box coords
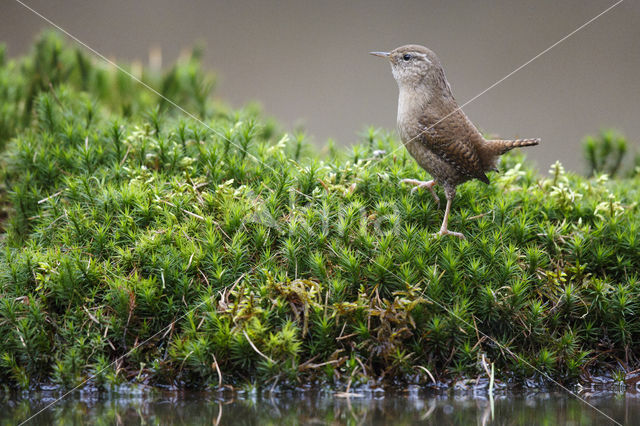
[583,129,638,178]
[1,32,640,390]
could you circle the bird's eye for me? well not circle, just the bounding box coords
[402,53,412,61]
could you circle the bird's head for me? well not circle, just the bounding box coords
[370,44,444,89]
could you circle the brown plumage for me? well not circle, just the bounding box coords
[371,44,540,238]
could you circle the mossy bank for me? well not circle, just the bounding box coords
[1,33,640,391]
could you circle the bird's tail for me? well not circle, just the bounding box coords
[487,138,540,155]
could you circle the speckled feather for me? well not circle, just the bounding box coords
[390,45,539,192]
[375,44,539,237]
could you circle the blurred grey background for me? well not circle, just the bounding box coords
[2,0,639,172]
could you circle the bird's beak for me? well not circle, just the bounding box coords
[370,51,390,59]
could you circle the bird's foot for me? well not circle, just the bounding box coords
[401,179,440,207]
[435,228,466,240]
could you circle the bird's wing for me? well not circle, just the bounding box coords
[417,112,489,183]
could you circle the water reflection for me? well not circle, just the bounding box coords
[2,388,636,425]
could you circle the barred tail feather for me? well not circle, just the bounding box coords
[480,138,540,172]
[489,138,541,155]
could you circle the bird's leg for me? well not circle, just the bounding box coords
[436,187,465,239]
[401,179,440,207]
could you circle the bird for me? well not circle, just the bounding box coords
[371,44,540,239]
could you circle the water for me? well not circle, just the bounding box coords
[3,387,637,425]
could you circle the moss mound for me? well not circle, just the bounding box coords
[1,33,640,390]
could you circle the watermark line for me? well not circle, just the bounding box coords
[12,1,625,425]
[323,243,622,426]
[12,0,287,183]
[18,269,253,426]
[374,0,625,166]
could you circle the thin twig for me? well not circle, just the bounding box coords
[243,330,274,364]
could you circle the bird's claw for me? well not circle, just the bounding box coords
[401,179,440,207]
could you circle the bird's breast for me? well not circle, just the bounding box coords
[397,90,417,128]
[396,88,432,140]
[396,88,462,185]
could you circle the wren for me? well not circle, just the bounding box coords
[372,45,540,238]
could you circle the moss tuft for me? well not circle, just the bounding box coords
[1,32,640,390]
